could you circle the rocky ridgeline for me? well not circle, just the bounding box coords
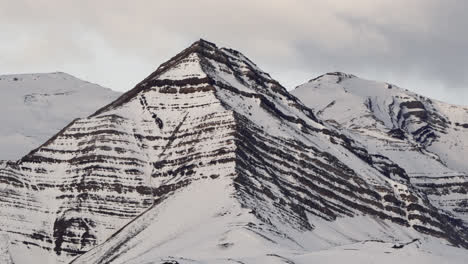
[0,40,467,263]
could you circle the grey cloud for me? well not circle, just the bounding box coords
[0,0,467,104]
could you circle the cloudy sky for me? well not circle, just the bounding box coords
[1,0,467,105]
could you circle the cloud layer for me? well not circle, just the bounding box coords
[1,0,467,104]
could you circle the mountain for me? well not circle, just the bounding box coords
[292,72,468,225]
[0,41,467,264]
[0,72,121,160]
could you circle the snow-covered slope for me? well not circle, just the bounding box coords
[0,42,467,264]
[293,72,468,171]
[293,72,468,229]
[0,72,120,160]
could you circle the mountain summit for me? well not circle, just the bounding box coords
[0,40,467,264]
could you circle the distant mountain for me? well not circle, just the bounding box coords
[0,42,466,264]
[0,72,121,160]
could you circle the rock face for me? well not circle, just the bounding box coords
[0,41,467,264]
[0,72,121,160]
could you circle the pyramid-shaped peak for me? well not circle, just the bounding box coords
[92,39,288,116]
[125,38,274,89]
[153,39,269,80]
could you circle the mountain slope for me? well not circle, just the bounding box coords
[0,72,121,160]
[292,72,468,228]
[292,72,468,172]
[0,41,467,264]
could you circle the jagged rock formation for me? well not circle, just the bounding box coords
[0,72,121,160]
[0,40,467,264]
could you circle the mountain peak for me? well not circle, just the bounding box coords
[149,38,217,78]
[193,38,218,48]
[308,71,356,83]
[91,39,288,116]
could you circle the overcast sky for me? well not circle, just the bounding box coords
[1,0,467,105]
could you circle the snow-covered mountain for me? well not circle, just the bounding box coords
[292,72,468,226]
[0,41,467,264]
[0,72,121,160]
